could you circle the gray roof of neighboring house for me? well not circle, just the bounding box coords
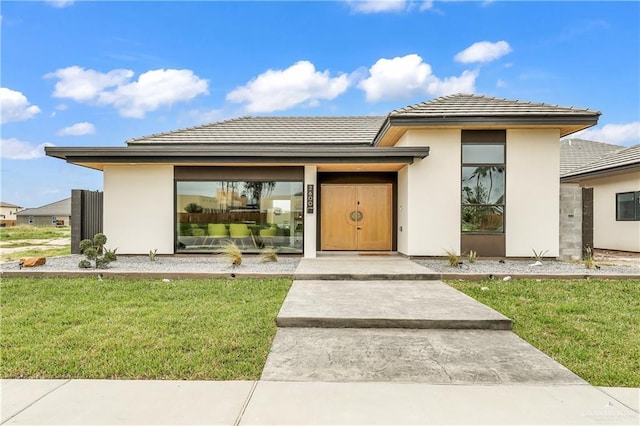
[560,138,625,176]
[16,197,71,216]
[0,201,22,208]
[127,116,386,145]
[561,144,640,180]
[389,93,600,117]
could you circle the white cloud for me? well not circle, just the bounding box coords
[57,122,96,136]
[358,54,431,102]
[0,138,53,160]
[45,0,74,7]
[345,0,433,13]
[226,61,349,113]
[496,79,508,88]
[45,66,133,102]
[346,0,408,13]
[454,41,512,64]
[97,69,209,118]
[45,66,208,118]
[0,88,41,124]
[573,122,640,146]
[426,69,478,97]
[358,54,478,101]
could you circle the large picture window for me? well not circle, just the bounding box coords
[461,143,505,233]
[616,191,640,221]
[176,180,303,253]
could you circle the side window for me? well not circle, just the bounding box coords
[28,216,34,224]
[616,191,640,221]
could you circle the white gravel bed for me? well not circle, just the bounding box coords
[1,254,301,274]
[414,258,640,276]
[2,254,638,276]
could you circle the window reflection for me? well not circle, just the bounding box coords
[176,181,303,253]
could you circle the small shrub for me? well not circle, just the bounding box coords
[260,247,278,263]
[532,249,549,262]
[446,249,460,267]
[79,233,117,269]
[78,259,92,269]
[149,249,158,261]
[468,250,478,264]
[220,240,242,267]
[584,246,595,269]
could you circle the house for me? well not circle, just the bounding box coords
[0,201,23,227]
[560,141,640,253]
[16,197,71,227]
[45,93,601,258]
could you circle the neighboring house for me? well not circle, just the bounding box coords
[16,197,71,227]
[560,142,640,253]
[46,93,600,258]
[0,201,23,227]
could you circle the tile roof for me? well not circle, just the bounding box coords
[0,201,22,208]
[390,93,601,118]
[560,138,625,175]
[16,197,71,216]
[562,144,640,178]
[127,116,385,145]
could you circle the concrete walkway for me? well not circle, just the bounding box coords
[2,255,639,425]
[2,379,638,425]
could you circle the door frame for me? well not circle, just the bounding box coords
[317,172,397,252]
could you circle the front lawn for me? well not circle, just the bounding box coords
[449,278,640,387]
[0,277,291,380]
[0,225,70,241]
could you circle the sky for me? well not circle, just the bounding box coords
[1,0,639,208]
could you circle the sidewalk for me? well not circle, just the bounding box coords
[2,379,639,425]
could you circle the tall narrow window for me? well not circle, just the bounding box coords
[461,143,505,233]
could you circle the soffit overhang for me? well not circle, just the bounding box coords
[374,115,601,147]
[45,145,430,171]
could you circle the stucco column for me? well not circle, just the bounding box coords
[304,165,317,258]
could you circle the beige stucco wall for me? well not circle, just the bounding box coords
[506,129,560,257]
[580,171,640,252]
[104,165,174,254]
[396,129,461,256]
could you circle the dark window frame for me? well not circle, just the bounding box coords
[616,191,640,221]
[461,139,506,234]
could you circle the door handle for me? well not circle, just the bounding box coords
[357,227,362,230]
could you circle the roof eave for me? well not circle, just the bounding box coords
[46,146,430,168]
[560,163,640,182]
[373,114,600,146]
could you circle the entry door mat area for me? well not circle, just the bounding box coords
[261,328,586,385]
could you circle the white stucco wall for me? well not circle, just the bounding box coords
[104,165,174,254]
[506,129,560,257]
[396,129,461,256]
[304,166,318,258]
[581,172,640,252]
[396,165,409,254]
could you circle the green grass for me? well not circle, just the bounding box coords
[449,279,640,387]
[1,277,291,380]
[0,226,70,241]
[1,247,71,262]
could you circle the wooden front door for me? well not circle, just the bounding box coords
[320,184,392,251]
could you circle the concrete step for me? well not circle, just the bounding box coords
[293,256,441,280]
[261,328,587,385]
[276,280,512,330]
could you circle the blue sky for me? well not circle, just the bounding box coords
[1,0,639,208]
